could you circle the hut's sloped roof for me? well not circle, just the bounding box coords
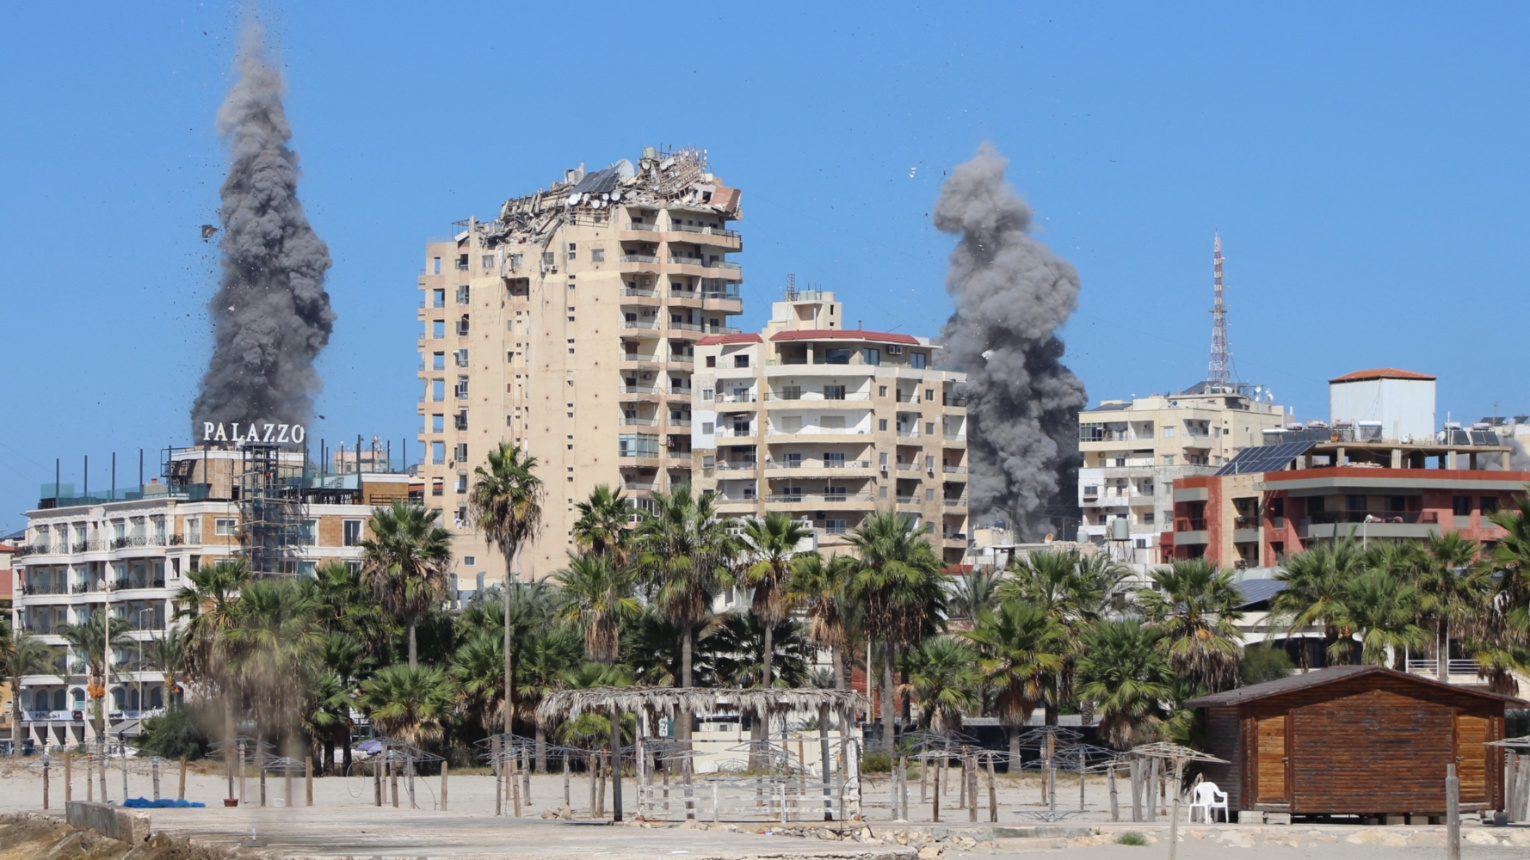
[1185,665,1524,708]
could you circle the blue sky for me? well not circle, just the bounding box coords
[2,2,1527,533]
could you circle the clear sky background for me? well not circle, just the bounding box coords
[2,2,1527,534]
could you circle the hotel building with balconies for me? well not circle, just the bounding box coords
[690,289,969,564]
[9,445,412,751]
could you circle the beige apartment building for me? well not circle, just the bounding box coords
[1076,383,1287,561]
[417,148,744,583]
[690,289,969,564]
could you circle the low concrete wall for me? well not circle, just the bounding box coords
[64,801,147,844]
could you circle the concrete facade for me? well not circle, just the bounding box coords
[1328,368,1437,442]
[690,290,969,563]
[1077,385,1287,562]
[416,148,743,585]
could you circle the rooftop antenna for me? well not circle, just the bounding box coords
[785,273,796,301]
[1207,233,1231,389]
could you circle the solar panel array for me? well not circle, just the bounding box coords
[1443,429,1502,447]
[1214,440,1318,476]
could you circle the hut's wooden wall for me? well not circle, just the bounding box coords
[1201,673,1506,816]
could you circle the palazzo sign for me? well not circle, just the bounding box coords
[202,422,307,444]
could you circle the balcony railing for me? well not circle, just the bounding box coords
[766,460,871,470]
[620,254,659,264]
[1309,510,1439,526]
[943,465,967,474]
[624,223,660,233]
[620,418,659,426]
[620,385,660,395]
[1405,658,1480,677]
[622,287,657,297]
[621,319,660,330]
[669,223,740,239]
[766,492,874,504]
[944,496,967,507]
[766,392,871,402]
[1175,517,1207,531]
[714,461,757,471]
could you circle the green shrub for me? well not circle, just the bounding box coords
[1239,645,1294,686]
[1115,831,1148,846]
[861,751,892,772]
[137,703,211,761]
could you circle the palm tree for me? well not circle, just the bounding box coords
[312,561,397,668]
[468,442,544,743]
[574,485,632,563]
[949,567,1002,625]
[1076,620,1173,747]
[138,627,187,706]
[706,612,814,689]
[358,501,453,667]
[787,553,855,689]
[843,511,948,752]
[553,552,640,664]
[634,486,739,690]
[2,623,52,756]
[359,664,455,747]
[173,558,249,689]
[964,600,1065,760]
[514,625,585,772]
[56,609,134,742]
[741,512,811,689]
[1138,557,1242,688]
[223,578,324,748]
[903,637,980,732]
[1273,536,1365,668]
[450,630,507,737]
[1338,567,1427,667]
[1139,559,1244,693]
[1413,532,1488,682]
[998,550,1109,724]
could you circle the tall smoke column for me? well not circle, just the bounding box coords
[191,26,335,435]
[935,142,1087,540]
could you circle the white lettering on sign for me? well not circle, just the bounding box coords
[201,422,306,445]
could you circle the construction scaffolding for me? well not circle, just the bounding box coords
[238,443,306,577]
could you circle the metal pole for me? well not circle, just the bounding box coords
[1447,762,1461,860]
[1168,759,1183,860]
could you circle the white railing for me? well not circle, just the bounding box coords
[1405,659,1480,676]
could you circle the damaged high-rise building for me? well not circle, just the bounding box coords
[417,147,744,585]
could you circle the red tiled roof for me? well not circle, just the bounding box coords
[770,329,921,346]
[1329,368,1436,383]
[696,333,763,346]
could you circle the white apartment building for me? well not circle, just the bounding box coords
[9,445,412,751]
[1076,383,1287,562]
[690,289,969,564]
[417,147,743,585]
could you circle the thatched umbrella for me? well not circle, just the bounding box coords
[538,687,869,821]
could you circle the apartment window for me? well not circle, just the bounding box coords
[454,348,469,367]
[1346,495,1367,512]
[879,385,888,397]
[879,419,888,431]
[456,285,470,304]
[863,348,880,365]
[785,452,803,468]
[704,355,716,368]
[925,455,935,471]
[431,414,444,433]
[926,388,934,401]
[823,385,846,400]
[457,254,469,270]
[344,521,364,547]
[509,253,523,269]
[432,288,445,308]
[432,442,446,464]
[214,518,237,536]
[431,479,443,497]
[1143,512,1155,524]
[542,251,555,266]
[1163,427,1175,438]
[823,348,851,365]
[733,417,751,434]
[1079,423,1104,442]
[432,320,445,339]
[926,488,936,501]
[456,376,469,399]
[454,443,468,462]
[926,422,935,435]
[909,352,927,369]
[1482,496,1501,515]
[1162,455,1174,465]
[432,352,445,370]
[455,474,468,494]
[456,315,470,336]
[591,247,605,263]
[432,380,445,401]
[481,255,494,268]
[825,452,845,467]
[567,243,577,261]
[825,519,848,534]
[702,422,715,434]
[185,517,201,545]
[455,410,468,430]
[735,354,750,368]
[1453,496,1472,516]
[879,487,888,499]
[702,388,714,401]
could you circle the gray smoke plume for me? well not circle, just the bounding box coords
[935,142,1087,540]
[191,26,334,436]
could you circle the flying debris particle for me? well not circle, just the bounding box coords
[909,167,917,178]
[200,224,219,239]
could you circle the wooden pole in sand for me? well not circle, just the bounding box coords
[1447,762,1461,860]
[178,756,187,801]
[42,757,50,810]
[64,754,72,802]
[305,756,313,807]
[987,755,998,822]
[440,761,448,812]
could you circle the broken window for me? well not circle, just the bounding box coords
[591,247,605,263]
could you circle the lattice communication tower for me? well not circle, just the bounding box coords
[1207,234,1231,387]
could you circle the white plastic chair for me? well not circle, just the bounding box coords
[1188,781,1229,823]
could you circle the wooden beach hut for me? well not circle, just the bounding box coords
[1185,665,1520,821]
